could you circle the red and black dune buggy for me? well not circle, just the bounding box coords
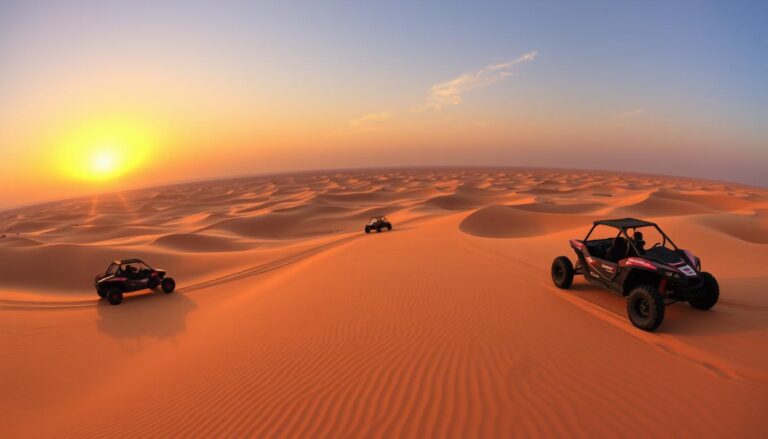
[364,216,393,234]
[551,218,719,331]
[94,259,176,305]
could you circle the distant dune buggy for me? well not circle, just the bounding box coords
[551,218,719,331]
[364,216,392,234]
[94,259,176,305]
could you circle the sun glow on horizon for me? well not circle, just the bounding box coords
[57,118,157,182]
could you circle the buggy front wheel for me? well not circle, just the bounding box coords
[161,277,176,294]
[689,272,719,310]
[627,285,665,331]
[106,288,123,306]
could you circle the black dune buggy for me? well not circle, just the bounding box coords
[94,259,176,305]
[551,218,719,331]
[364,216,392,234]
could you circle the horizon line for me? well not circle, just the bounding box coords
[2,164,765,213]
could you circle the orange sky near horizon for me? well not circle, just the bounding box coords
[1,1,766,207]
[0,99,760,208]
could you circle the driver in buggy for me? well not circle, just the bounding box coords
[632,231,646,254]
[122,264,139,279]
[607,230,647,261]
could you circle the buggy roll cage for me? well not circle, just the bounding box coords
[106,259,154,274]
[583,219,679,258]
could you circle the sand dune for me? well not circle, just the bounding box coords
[613,190,716,217]
[0,235,43,248]
[695,210,768,244]
[460,204,595,237]
[512,201,605,214]
[1,168,767,437]
[204,211,346,240]
[423,192,490,210]
[153,233,256,252]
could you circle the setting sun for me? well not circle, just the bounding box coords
[86,147,122,180]
[57,118,156,182]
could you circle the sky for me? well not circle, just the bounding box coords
[0,0,766,206]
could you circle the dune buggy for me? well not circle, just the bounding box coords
[94,259,176,305]
[551,218,719,331]
[364,216,392,234]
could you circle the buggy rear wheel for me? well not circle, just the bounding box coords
[106,288,123,306]
[161,277,176,294]
[364,226,370,234]
[689,272,719,310]
[551,256,574,289]
[386,224,392,231]
[627,285,665,331]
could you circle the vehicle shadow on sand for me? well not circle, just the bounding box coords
[96,290,197,342]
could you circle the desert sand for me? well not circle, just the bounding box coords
[1,168,767,437]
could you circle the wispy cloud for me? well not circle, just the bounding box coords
[616,109,647,119]
[348,111,395,131]
[420,51,538,111]
[347,51,538,129]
